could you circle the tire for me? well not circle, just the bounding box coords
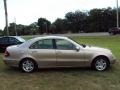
[92,57,110,71]
[20,59,37,73]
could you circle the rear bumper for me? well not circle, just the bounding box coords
[3,59,19,67]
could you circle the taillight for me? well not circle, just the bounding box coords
[4,50,10,57]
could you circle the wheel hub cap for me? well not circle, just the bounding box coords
[22,60,34,72]
[95,59,107,71]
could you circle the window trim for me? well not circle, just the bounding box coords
[29,39,54,49]
[54,39,76,50]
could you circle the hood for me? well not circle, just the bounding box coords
[84,45,111,53]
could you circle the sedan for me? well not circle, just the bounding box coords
[3,36,116,72]
[0,36,25,52]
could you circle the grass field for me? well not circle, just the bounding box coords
[0,35,120,90]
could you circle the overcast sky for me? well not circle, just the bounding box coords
[0,0,119,29]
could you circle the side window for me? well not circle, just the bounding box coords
[30,39,53,49]
[0,37,9,44]
[9,37,19,44]
[55,39,75,50]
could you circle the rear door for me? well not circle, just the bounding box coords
[29,39,56,67]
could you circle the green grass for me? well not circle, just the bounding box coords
[0,36,120,90]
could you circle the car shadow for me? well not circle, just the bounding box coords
[3,67,93,73]
[3,66,114,74]
[37,67,92,72]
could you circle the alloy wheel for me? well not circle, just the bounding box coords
[22,59,35,73]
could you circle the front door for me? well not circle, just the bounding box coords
[55,39,85,67]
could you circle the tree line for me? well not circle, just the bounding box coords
[0,7,120,36]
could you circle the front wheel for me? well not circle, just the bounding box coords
[20,59,37,73]
[92,57,110,71]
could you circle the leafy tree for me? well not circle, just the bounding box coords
[37,18,51,34]
[29,22,39,34]
[52,18,67,33]
[87,8,116,32]
[65,11,87,33]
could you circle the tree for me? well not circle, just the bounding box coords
[37,18,51,34]
[52,18,67,33]
[87,8,116,32]
[65,11,87,33]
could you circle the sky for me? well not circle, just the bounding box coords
[0,0,119,30]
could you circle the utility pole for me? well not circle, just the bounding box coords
[116,0,119,28]
[3,0,9,36]
[14,17,17,36]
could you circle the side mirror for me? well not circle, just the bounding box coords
[75,46,80,51]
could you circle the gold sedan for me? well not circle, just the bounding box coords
[3,36,116,72]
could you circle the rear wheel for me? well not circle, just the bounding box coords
[92,57,110,71]
[20,59,37,73]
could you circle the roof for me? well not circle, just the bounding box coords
[32,35,68,41]
[0,36,20,38]
[18,35,70,48]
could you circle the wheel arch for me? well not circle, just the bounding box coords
[91,55,110,66]
[19,57,38,68]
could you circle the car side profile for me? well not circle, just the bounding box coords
[0,36,25,53]
[3,36,116,72]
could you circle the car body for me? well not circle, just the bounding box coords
[0,36,25,52]
[3,36,116,72]
[109,27,120,35]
